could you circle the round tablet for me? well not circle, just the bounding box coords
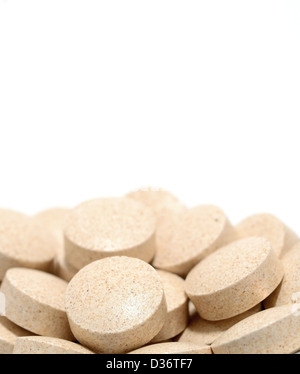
[151,270,188,343]
[264,242,300,308]
[35,208,77,282]
[128,342,211,354]
[35,207,70,245]
[212,304,300,354]
[234,213,298,258]
[13,336,94,354]
[0,317,32,354]
[178,303,262,346]
[126,187,186,225]
[127,188,189,276]
[152,205,234,277]
[64,198,157,270]
[0,209,56,280]
[0,268,73,340]
[65,256,167,354]
[185,237,283,320]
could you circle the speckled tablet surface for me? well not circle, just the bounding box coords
[64,198,157,270]
[185,237,283,320]
[0,268,73,340]
[13,336,94,354]
[35,207,77,282]
[65,256,167,354]
[127,188,187,274]
[0,316,32,354]
[126,188,186,225]
[264,242,300,308]
[212,304,300,354]
[128,342,211,354]
[151,270,188,342]
[0,209,56,280]
[152,205,233,277]
[179,303,262,346]
[234,213,298,258]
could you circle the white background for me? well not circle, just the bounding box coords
[0,1,299,231]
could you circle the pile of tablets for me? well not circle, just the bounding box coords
[0,188,300,354]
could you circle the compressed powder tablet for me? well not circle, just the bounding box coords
[264,242,300,308]
[128,342,211,354]
[0,268,74,340]
[35,207,70,245]
[126,187,186,226]
[151,270,188,343]
[35,208,77,282]
[155,209,199,276]
[152,205,234,277]
[234,213,298,258]
[65,256,167,354]
[64,198,156,270]
[0,209,56,281]
[185,237,283,320]
[0,316,32,354]
[127,188,187,268]
[211,304,300,354]
[13,336,94,354]
[178,303,262,346]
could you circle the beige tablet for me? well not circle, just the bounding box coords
[65,256,167,354]
[153,205,233,277]
[0,268,73,340]
[151,270,188,342]
[64,198,156,270]
[234,213,298,257]
[0,316,32,354]
[212,304,300,354]
[13,336,94,354]
[35,207,70,244]
[129,342,211,354]
[0,209,56,280]
[185,237,283,320]
[35,207,77,282]
[264,242,300,308]
[179,303,262,346]
[126,187,186,225]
